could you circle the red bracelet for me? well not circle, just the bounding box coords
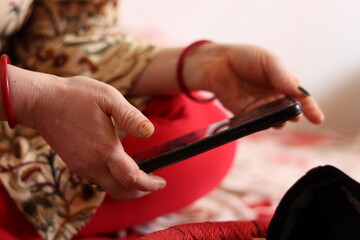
[1,54,17,129]
[176,40,215,102]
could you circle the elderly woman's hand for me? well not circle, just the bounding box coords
[131,43,324,125]
[185,43,324,124]
[191,43,324,124]
[8,65,166,200]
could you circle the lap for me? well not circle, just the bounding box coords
[0,94,237,238]
[79,95,237,235]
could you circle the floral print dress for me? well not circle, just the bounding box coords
[0,1,161,239]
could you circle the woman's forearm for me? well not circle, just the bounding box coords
[128,48,183,96]
[128,45,211,96]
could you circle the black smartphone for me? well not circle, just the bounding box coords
[132,96,302,173]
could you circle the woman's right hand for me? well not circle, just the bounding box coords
[7,65,166,200]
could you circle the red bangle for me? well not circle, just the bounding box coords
[176,40,215,102]
[1,54,17,129]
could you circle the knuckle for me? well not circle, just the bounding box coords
[121,166,139,188]
[117,107,141,130]
[97,85,115,101]
[104,85,122,99]
[104,149,140,189]
[98,144,119,165]
[95,82,120,102]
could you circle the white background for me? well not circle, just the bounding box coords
[120,0,360,131]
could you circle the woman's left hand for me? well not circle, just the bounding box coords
[185,43,324,124]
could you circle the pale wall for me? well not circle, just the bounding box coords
[119,0,360,131]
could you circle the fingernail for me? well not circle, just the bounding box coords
[151,175,167,189]
[137,120,154,137]
[298,86,311,97]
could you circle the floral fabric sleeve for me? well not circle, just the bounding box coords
[0,0,162,239]
[11,0,162,110]
[0,125,106,240]
[0,0,34,50]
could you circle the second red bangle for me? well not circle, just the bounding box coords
[176,40,215,102]
[1,54,17,129]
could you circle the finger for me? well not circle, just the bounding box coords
[102,89,155,138]
[280,84,324,124]
[263,53,314,99]
[260,51,300,96]
[298,97,325,124]
[290,115,301,122]
[94,168,152,200]
[114,103,154,138]
[264,57,325,124]
[272,122,286,130]
[273,114,302,129]
[82,143,162,200]
[106,148,167,192]
[241,93,283,112]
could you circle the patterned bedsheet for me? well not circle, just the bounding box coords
[132,128,360,235]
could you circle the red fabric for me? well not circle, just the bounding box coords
[0,184,41,240]
[79,95,236,236]
[138,220,269,240]
[0,95,236,239]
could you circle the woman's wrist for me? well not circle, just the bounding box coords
[129,45,211,96]
[179,42,215,92]
[5,65,50,129]
[185,43,233,93]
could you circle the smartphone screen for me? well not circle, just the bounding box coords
[132,97,302,173]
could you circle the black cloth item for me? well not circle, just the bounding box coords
[267,165,360,240]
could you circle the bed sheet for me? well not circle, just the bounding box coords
[132,128,360,235]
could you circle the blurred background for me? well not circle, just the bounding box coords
[119,0,360,132]
[117,1,360,232]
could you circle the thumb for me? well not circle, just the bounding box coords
[102,90,154,138]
